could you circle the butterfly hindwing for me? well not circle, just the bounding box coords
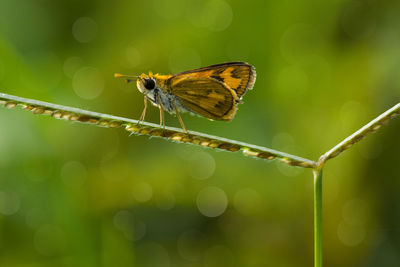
[169,77,239,121]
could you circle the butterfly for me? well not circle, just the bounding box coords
[115,62,256,133]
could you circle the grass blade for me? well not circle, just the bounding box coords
[0,92,316,168]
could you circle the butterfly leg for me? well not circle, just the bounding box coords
[156,94,165,130]
[160,106,165,129]
[137,96,148,126]
[173,100,188,134]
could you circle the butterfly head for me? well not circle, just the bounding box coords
[136,73,157,94]
[114,72,157,95]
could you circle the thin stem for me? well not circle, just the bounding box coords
[319,103,400,166]
[0,92,316,168]
[313,169,323,267]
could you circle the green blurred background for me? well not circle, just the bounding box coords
[0,0,399,266]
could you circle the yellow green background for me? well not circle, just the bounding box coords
[0,0,399,266]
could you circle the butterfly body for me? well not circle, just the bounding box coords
[115,62,256,132]
[136,73,187,114]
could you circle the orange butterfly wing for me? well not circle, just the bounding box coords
[169,77,239,121]
[171,62,256,99]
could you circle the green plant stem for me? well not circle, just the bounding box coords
[313,169,323,267]
[0,92,316,168]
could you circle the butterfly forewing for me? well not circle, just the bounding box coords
[169,77,238,121]
[171,62,256,99]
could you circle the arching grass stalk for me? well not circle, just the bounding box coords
[0,92,316,168]
[1,91,399,267]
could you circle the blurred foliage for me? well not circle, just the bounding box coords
[0,0,400,266]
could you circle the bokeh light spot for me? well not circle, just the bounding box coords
[233,188,262,216]
[203,245,235,267]
[337,220,366,246]
[340,1,376,40]
[276,161,303,177]
[60,161,87,188]
[0,191,20,215]
[155,191,176,210]
[113,210,146,241]
[133,182,153,202]
[34,224,66,256]
[0,60,5,81]
[169,47,201,73]
[72,17,98,43]
[153,0,186,20]
[356,138,382,159]
[98,130,120,164]
[0,130,6,166]
[302,54,331,86]
[136,242,170,267]
[23,160,53,183]
[342,198,369,225]
[226,42,249,62]
[72,67,104,99]
[196,186,228,217]
[281,23,322,63]
[25,208,46,229]
[187,0,233,31]
[340,101,367,133]
[271,133,304,176]
[188,151,216,180]
[32,52,63,90]
[272,132,295,149]
[63,56,83,78]
[133,220,147,241]
[177,229,207,261]
[113,210,134,231]
[125,46,141,68]
[276,65,309,97]
[207,0,233,31]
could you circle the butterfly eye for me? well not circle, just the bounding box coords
[143,79,156,90]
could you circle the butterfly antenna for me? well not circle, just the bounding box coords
[114,73,139,83]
